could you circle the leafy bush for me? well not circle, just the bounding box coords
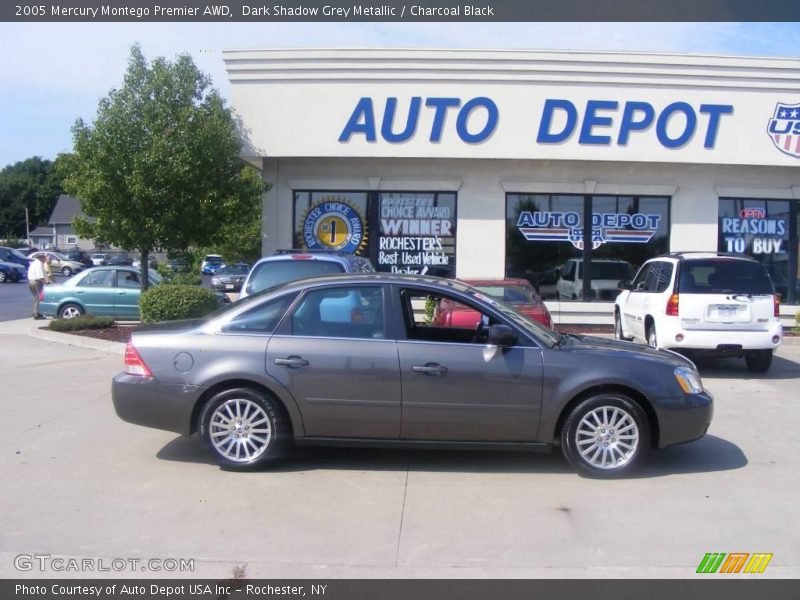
[48,316,115,331]
[163,272,202,286]
[140,285,218,323]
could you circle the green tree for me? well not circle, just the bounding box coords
[59,44,260,289]
[0,157,62,240]
[207,166,264,263]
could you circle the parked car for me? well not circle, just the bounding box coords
[239,249,375,299]
[40,266,161,320]
[90,253,111,266]
[557,259,635,301]
[132,256,158,269]
[28,251,87,277]
[112,274,713,478]
[0,261,26,283]
[201,254,225,275]
[211,263,251,293]
[166,258,189,273]
[614,252,782,372]
[434,278,553,329]
[0,246,33,268]
[15,246,39,255]
[65,249,94,267]
[105,253,134,266]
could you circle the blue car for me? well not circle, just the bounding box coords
[0,260,26,283]
[0,246,32,269]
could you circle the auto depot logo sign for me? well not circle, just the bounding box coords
[767,102,800,158]
[516,211,661,250]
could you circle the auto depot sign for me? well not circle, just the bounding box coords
[225,50,800,167]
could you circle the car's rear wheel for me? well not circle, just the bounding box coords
[200,387,287,470]
[614,311,631,341]
[745,350,772,373]
[561,394,650,478]
[61,266,73,276]
[58,303,84,319]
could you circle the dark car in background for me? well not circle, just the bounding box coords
[0,246,33,268]
[105,253,134,266]
[65,249,94,268]
[0,261,26,282]
[211,263,250,293]
[113,274,713,478]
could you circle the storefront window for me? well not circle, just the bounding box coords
[506,193,670,301]
[717,198,798,304]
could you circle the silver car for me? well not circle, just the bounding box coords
[112,274,713,478]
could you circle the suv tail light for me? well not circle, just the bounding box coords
[666,293,679,317]
[124,340,153,377]
[774,294,780,318]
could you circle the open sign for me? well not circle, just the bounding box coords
[739,208,766,219]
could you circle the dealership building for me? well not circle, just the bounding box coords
[223,49,800,322]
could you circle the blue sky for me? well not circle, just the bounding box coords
[1,22,799,168]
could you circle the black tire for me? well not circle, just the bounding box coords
[58,302,84,319]
[745,350,772,373]
[0,271,6,283]
[561,393,650,478]
[614,310,631,341]
[61,266,73,276]
[199,387,288,471]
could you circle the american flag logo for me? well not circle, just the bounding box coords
[767,102,800,158]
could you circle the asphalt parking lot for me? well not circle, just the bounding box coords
[0,321,798,579]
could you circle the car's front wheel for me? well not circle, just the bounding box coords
[61,266,73,276]
[561,394,650,478]
[58,303,84,319]
[744,349,772,373]
[199,387,287,471]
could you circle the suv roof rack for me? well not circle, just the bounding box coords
[274,248,355,256]
[664,251,753,260]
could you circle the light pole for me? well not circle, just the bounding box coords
[25,207,30,244]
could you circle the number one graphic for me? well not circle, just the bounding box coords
[329,219,337,245]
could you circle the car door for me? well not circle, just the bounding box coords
[623,263,653,341]
[395,286,544,443]
[76,269,116,315]
[265,283,402,439]
[113,269,142,318]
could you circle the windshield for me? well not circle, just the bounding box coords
[246,260,345,295]
[473,285,534,304]
[217,265,250,275]
[463,285,560,347]
[679,259,774,295]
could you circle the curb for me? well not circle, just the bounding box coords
[29,327,125,354]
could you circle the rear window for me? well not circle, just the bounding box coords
[679,259,774,295]
[473,285,535,304]
[246,259,345,295]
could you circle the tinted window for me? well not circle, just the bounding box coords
[246,260,345,295]
[632,264,651,291]
[679,260,774,295]
[291,286,384,339]
[82,270,114,288]
[117,271,140,288]
[653,262,674,293]
[222,293,298,334]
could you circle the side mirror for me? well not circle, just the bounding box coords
[487,324,518,347]
[618,280,632,291]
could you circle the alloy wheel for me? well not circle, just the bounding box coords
[209,398,272,463]
[575,405,640,470]
[60,305,82,319]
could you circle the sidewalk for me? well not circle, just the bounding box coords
[0,317,125,354]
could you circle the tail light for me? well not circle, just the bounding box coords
[774,294,780,318]
[666,293,679,317]
[124,340,153,377]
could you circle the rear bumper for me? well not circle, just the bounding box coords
[653,390,714,448]
[112,373,206,436]
[660,318,782,351]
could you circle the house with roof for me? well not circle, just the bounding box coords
[47,194,97,251]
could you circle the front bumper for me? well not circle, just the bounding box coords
[112,373,206,436]
[653,390,714,448]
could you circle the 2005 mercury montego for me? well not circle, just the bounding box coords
[112,274,713,478]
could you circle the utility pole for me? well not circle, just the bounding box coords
[25,207,30,244]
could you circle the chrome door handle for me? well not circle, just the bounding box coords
[411,364,447,376]
[274,356,309,368]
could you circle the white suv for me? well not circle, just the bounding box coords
[614,253,782,372]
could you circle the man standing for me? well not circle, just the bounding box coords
[27,254,47,319]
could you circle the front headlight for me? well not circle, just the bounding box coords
[674,366,703,394]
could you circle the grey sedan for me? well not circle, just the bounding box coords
[112,274,713,478]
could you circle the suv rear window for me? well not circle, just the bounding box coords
[679,259,774,295]
[246,260,345,295]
